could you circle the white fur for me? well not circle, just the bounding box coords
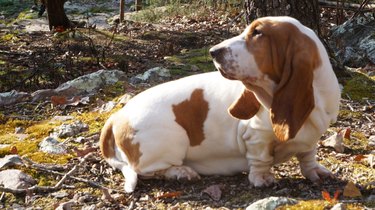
[101,16,340,192]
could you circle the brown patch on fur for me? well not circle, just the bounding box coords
[100,117,142,167]
[228,89,260,119]
[100,120,115,159]
[245,19,321,141]
[173,89,209,146]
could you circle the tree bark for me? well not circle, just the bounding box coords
[135,0,142,11]
[45,0,71,31]
[244,0,320,35]
[120,0,125,22]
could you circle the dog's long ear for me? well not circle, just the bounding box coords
[271,34,321,142]
[228,89,260,120]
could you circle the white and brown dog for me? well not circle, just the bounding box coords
[100,16,340,192]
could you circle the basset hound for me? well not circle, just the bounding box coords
[100,16,341,192]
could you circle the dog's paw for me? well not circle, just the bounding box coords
[302,164,333,184]
[248,171,275,187]
[163,166,201,181]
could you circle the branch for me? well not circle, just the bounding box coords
[319,0,375,11]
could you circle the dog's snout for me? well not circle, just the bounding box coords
[209,47,225,59]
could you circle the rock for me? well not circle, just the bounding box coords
[81,204,96,210]
[118,93,133,105]
[0,155,23,169]
[32,70,126,102]
[129,67,171,84]
[51,115,75,122]
[98,101,117,113]
[0,90,30,106]
[54,121,89,138]
[55,201,74,210]
[330,15,375,67]
[52,191,70,199]
[15,127,25,134]
[331,203,347,210]
[322,131,345,153]
[0,169,36,190]
[39,137,67,154]
[246,197,298,210]
[369,135,375,147]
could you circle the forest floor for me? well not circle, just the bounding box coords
[0,0,374,209]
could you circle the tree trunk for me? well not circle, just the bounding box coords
[244,0,320,35]
[120,0,125,22]
[45,0,71,31]
[135,0,142,11]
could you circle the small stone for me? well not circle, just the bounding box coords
[246,197,298,210]
[81,204,96,210]
[0,155,23,169]
[368,136,375,147]
[331,203,347,210]
[99,101,117,113]
[74,136,85,144]
[51,116,74,122]
[0,169,37,190]
[15,127,25,134]
[55,121,89,138]
[55,201,74,210]
[51,191,69,199]
[39,137,67,154]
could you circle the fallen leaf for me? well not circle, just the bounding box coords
[155,191,182,199]
[51,96,67,106]
[342,128,351,139]
[322,131,345,153]
[203,184,223,201]
[74,147,96,157]
[322,190,332,202]
[343,181,362,198]
[9,146,18,154]
[354,154,365,162]
[101,188,114,202]
[333,190,341,201]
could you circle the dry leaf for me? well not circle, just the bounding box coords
[155,191,182,199]
[322,190,332,202]
[322,131,345,153]
[9,146,18,154]
[51,96,67,106]
[342,128,351,139]
[74,147,96,157]
[101,188,114,202]
[343,181,362,198]
[354,154,365,162]
[202,184,223,201]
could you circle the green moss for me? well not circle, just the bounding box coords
[338,110,362,119]
[342,72,375,100]
[165,48,215,74]
[73,109,119,135]
[280,200,332,210]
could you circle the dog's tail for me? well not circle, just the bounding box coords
[100,118,138,193]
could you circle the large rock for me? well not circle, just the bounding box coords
[32,69,126,101]
[0,90,30,106]
[129,67,171,84]
[0,169,36,190]
[330,15,375,67]
[246,197,298,210]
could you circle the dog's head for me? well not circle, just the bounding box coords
[210,16,322,141]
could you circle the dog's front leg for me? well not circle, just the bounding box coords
[243,130,275,187]
[296,148,333,183]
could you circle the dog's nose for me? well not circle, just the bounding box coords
[209,47,225,59]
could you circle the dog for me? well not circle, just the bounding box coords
[100,16,340,192]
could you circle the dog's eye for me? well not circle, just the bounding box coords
[252,29,262,37]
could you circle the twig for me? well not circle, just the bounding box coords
[351,0,371,19]
[22,153,124,194]
[0,153,94,195]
